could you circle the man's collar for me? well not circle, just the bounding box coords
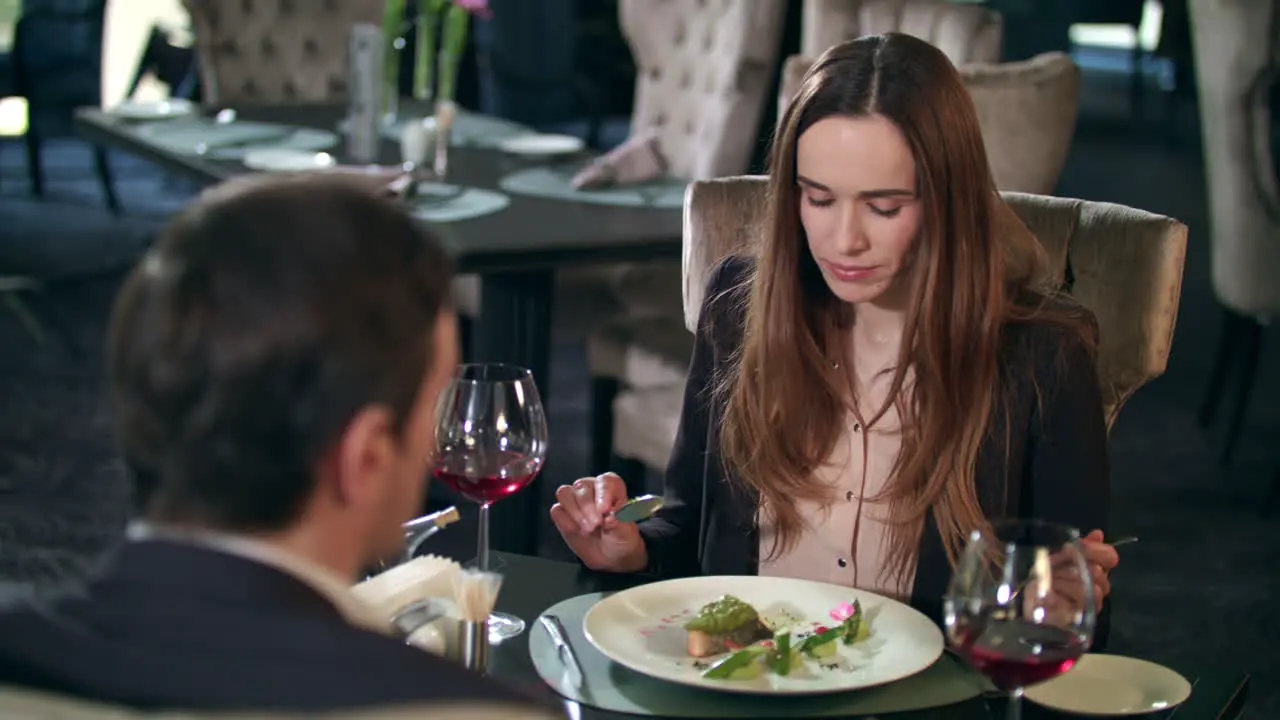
[126,520,392,636]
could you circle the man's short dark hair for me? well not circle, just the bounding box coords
[109,173,455,530]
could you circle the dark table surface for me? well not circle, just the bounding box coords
[487,552,1250,720]
[73,104,685,274]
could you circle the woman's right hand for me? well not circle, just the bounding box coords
[550,473,648,573]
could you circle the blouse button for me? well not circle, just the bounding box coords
[837,558,848,568]
[845,490,854,501]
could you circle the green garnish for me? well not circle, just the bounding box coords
[684,595,759,634]
[701,644,767,679]
[797,625,842,655]
[770,630,792,675]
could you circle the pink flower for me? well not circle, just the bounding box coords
[829,601,858,622]
[452,0,491,18]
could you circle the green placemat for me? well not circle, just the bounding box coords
[499,167,688,209]
[132,119,337,159]
[528,592,986,718]
[408,182,510,223]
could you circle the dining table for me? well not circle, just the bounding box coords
[485,552,1250,720]
[73,102,686,559]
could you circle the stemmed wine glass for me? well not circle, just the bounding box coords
[433,363,548,643]
[944,520,1096,720]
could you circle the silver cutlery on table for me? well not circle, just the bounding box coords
[539,613,585,690]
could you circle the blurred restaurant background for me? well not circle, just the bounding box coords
[0,0,1275,716]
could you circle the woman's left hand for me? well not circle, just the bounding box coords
[1080,529,1120,610]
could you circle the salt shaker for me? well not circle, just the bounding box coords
[346,24,384,165]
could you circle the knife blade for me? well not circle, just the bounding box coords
[539,613,584,690]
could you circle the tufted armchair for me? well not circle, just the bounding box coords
[608,176,1187,478]
[1190,0,1280,477]
[183,0,385,105]
[582,0,787,475]
[618,0,786,180]
[778,47,1080,196]
[801,0,1003,66]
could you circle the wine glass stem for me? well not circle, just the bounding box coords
[477,502,491,573]
[1006,688,1023,720]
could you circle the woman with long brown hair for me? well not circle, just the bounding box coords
[550,33,1120,624]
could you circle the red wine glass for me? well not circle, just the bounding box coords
[944,520,1096,720]
[433,363,547,643]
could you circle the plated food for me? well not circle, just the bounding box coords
[685,594,869,680]
[582,575,943,695]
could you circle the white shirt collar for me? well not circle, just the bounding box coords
[126,520,393,636]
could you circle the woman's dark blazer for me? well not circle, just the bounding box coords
[634,255,1111,638]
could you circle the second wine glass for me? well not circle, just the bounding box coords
[944,519,1097,720]
[433,363,548,644]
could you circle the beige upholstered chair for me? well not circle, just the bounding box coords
[801,0,1003,65]
[1189,0,1280,474]
[611,176,1187,473]
[0,685,564,720]
[778,51,1081,196]
[184,0,387,105]
[584,0,787,473]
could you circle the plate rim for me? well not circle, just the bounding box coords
[1023,653,1193,717]
[497,133,585,156]
[241,148,336,172]
[112,98,196,119]
[581,574,944,696]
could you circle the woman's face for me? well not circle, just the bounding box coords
[795,114,922,307]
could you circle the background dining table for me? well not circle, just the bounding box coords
[73,102,685,559]
[487,552,1250,720]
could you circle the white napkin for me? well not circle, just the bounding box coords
[571,128,669,190]
[351,554,462,619]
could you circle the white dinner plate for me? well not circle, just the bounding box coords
[581,575,943,695]
[241,148,337,172]
[1025,654,1192,716]
[110,98,196,120]
[496,133,585,157]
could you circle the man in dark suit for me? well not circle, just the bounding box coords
[0,174,560,716]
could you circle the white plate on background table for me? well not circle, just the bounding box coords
[581,575,943,695]
[110,98,195,120]
[496,133,585,157]
[242,149,337,172]
[1024,654,1191,716]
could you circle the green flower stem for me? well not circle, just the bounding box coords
[437,3,469,102]
[413,0,439,100]
[381,0,407,114]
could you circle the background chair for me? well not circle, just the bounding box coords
[1189,0,1280,488]
[609,176,1187,483]
[1,0,118,211]
[581,0,788,478]
[800,0,1003,65]
[183,0,385,105]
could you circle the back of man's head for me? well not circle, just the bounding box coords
[109,173,454,533]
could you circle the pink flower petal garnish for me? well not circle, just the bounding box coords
[829,601,857,622]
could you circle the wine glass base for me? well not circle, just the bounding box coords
[487,611,525,644]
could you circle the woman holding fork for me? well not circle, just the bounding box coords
[549,34,1120,634]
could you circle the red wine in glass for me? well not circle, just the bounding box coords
[944,520,1096,720]
[434,450,540,504]
[434,363,548,644]
[955,617,1086,691]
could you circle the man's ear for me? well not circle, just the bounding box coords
[331,405,397,506]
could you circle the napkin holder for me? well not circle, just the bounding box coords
[352,555,464,660]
